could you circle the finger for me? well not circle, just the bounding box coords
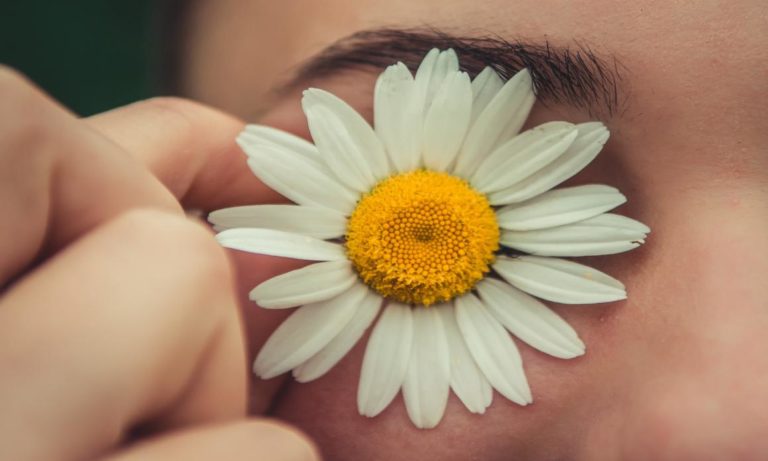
[85,97,286,209]
[0,209,246,461]
[101,419,320,461]
[0,67,180,285]
[86,97,309,410]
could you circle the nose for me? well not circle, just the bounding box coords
[611,374,768,461]
[587,215,768,461]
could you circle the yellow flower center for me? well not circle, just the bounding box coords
[346,170,499,306]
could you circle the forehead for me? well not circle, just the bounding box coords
[180,0,764,118]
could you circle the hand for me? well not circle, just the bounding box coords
[0,67,319,461]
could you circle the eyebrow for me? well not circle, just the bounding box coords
[286,28,626,117]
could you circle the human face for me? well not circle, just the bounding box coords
[179,1,768,459]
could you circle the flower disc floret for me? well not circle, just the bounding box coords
[346,170,499,305]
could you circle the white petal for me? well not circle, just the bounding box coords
[500,213,650,257]
[412,48,439,109]
[592,213,650,233]
[253,283,367,379]
[240,141,357,214]
[303,89,389,191]
[358,302,413,417]
[438,304,493,413]
[454,293,532,405]
[472,122,578,193]
[470,67,504,125]
[374,62,421,172]
[216,228,345,261]
[402,308,451,429]
[453,69,536,178]
[238,124,319,159]
[476,279,585,359]
[494,255,626,304]
[414,49,460,114]
[488,122,610,205]
[249,260,357,308]
[208,205,347,238]
[422,71,473,171]
[293,288,382,382]
[495,185,627,231]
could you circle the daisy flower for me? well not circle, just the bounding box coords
[211,48,649,429]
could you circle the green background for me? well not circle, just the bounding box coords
[1,1,157,116]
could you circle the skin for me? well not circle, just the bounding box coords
[0,1,764,460]
[179,0,768,460]
[0,76,319,460]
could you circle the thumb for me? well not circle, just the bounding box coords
[101,419,320,461]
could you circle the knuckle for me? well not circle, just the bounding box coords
[111,208,233,298]
[0,65,35,95]
[0,67,48,117]
[137,96,235,150]
[143,96,205,113]
[139,97,207,139]
[0,67,62,153]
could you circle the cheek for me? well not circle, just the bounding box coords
[580,196,768,459]
[258,191,768,460]
[246,90,768,458]
[270,329,588,461]
[230,251,309,413]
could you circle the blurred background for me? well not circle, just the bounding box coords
[1,1,159,116]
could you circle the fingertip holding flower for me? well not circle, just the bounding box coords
[211,49,649,429]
